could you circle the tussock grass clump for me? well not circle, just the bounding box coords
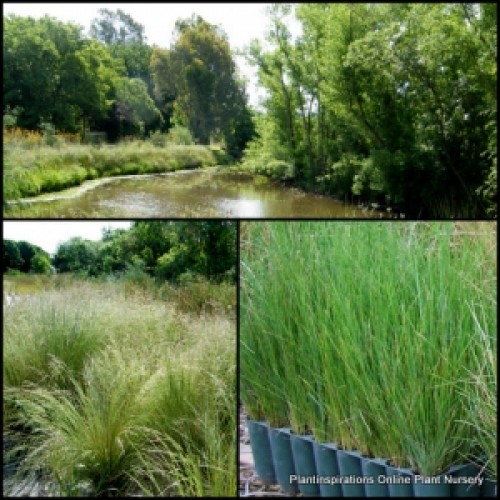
[4,277,235,497]
[240,221,496,476]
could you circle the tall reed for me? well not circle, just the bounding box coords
[240,221,496,475]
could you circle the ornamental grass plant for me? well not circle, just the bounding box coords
[3,277,235,497]
[240,221,496,476]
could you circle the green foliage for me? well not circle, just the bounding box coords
[48,221,237,286]
[4,15,122,134]
[115,77,163,133]
[30,253,52,274]
[90,8,145,45]
[166,125,194,145]
[244,3,497,217]
[53,237,99,276]
[149,130,167,147]
[40,122,60,147]
[3,240,23,272]
[317,154,364,199]
[3,239,51,274]
[240,114,294,179]
[3,141,220,202]
[150,15,254,156]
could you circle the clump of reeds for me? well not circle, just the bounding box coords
[240,221,496,475]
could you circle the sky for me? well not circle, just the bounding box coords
[3,2,302,108]
[3,221,132,255]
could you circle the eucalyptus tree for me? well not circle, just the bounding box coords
[151,15,253,155]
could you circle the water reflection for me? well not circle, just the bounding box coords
[6,168,385,219]
[224,199,265,218]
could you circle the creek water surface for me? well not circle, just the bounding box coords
[6,167,386,218]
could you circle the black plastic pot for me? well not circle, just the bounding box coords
[290,434,320,497]
[385,464,415,497]
[481,475,497,497]
[336,448,366,497]
[413,474,451,497]
[313,441,343,497]
[446,463,482,497]
[414,462,485,497]
[361,456,390,497]
[246,419,277,485]
[269,427,299,495]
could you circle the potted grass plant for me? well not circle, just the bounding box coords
[245,416,277,486]
[313,441,343,497]
[240,221,496,498]
[240,252,294,492]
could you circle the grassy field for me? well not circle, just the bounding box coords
[3,129,233,203]
[240,221,496,477]
[3,275,236,497]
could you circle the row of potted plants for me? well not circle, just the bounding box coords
[240,222,496,498]
[247,420,494,497]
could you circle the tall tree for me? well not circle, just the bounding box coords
[90,8,145,45]
[3,240,23,273]
[245,3,496,216]
[4,15,121,133]
[151,15,254,155]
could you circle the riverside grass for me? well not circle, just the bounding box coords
[3,138,219,203]
[240,221,497,476]
[3,277,236,497]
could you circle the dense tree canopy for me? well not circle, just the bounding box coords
[3,240,51,274]
[4,10,253,156]
[4,222,236,281]
[3,15,121,133]
[44,222,236,282]
[244,3,497,217]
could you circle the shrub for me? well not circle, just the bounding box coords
[149,130,167,147]
[166,126,194,146]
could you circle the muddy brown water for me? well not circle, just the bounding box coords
[5,167,387,218]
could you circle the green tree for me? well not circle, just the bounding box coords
[4,15,122,134]
[151,15,254,155]
[30,252,51,274]
[7,241,51,274]
[53,237,99,275]
[3,15,62,129]
[90,8,145,45]
[16,241,38,273]
[114,77,163,137]
[3,240,23,273]
[244,3,496,216]
[90,9,160,138]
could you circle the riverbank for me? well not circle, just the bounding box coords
[3,141,231,203]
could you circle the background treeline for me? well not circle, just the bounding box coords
[3,9,254,157]
[3,239,52,275]
[4,221,236,283]
[242,3,497,217]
